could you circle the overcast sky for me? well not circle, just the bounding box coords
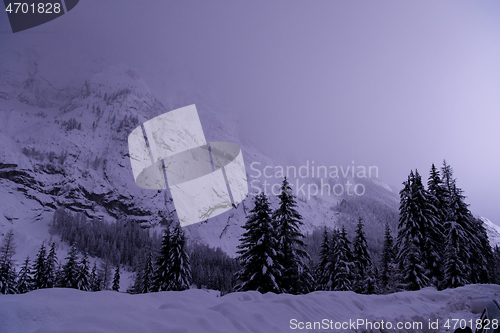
[1,0,500,222]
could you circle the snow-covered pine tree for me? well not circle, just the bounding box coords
[426,164,446,288]
[32,243,47,289]
[443,220,468,288]
[134,252,154,293]
[380,223,395,292]
[45,242,58,288]
[17,256,33,294]
[442,181,481,287]
[412,170,441,288]
[402,242,428,291]
[428,163,449,221]
[396,172,430,291]
[273,177,313,294]
[90,262,100,291]
[165,224,191,291]
[153,227,172,292]
[235,193,282,293]
[61,243,80,289]
[112,266,120,292]
[77,253,90,291]
[469,217,492,284]
[314,227,333,291]
[441,160,456,196]
[0,230,17,294]
[352,217,371,293]
[333,227,354,291]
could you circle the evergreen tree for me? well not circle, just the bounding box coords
[61,243,79,289]
[153,228,172,292]
[443,220,468,288]
[17,256,33,294]
[90,263,100,291]
[32,243,47,289]
[426,164,446,288]
[77,253,90,291]
[380,223,395,291]
[315,228,333,291]
[0,229,17,294]
[469,218,492,284]
[333,227,354,291]
[438,160,491,288]
[427,163,449,223]
[134,252,154,293]
[441,160,456,196]
[112,266,120,292]
[352,218,371,293]
[442,182,475,287]
[166,224,191,291]
[235,193,283,293]
[401,242,428,291]
[273,178,313,294]
[45,243,58,288]
[396,172,430,290]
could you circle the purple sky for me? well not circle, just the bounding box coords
[1,0,500,222]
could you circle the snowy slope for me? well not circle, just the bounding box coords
[481,217,500,249]
[1,285,499,333]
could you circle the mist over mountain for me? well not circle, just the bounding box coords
[0,50,496,263]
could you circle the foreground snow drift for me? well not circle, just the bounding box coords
[1,285,500,333]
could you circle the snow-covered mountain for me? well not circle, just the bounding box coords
[0,50,497,261]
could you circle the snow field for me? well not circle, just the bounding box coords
[1,284,499,333]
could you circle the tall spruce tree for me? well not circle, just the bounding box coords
[273,178,313,294]
[413,170,441,287]
[442,182,476,288]
[396,172,430,290]
[0,230,17,294]
[134,252,154,293]
[153,228,172,292]
[32,243,47,289]
[426,164,446,288]
[469,218,492,284]
[380,223,395,291]
[112,266,120,292]
[315,228,334,291]
[443,219,468,288]
[333,227,354,291]
[90,262,100,291]
[45,243,58,288]
[17,256,33,294]
[77,253,90,291]
[61,243,80,289]
[235,193,282,293]
[352,218,371,293]
[166,224,191,291]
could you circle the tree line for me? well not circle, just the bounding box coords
[232,161,500,294]
[2,160,500,295]
[0,232,121,294]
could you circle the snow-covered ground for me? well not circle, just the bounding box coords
[1,284,499,333]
